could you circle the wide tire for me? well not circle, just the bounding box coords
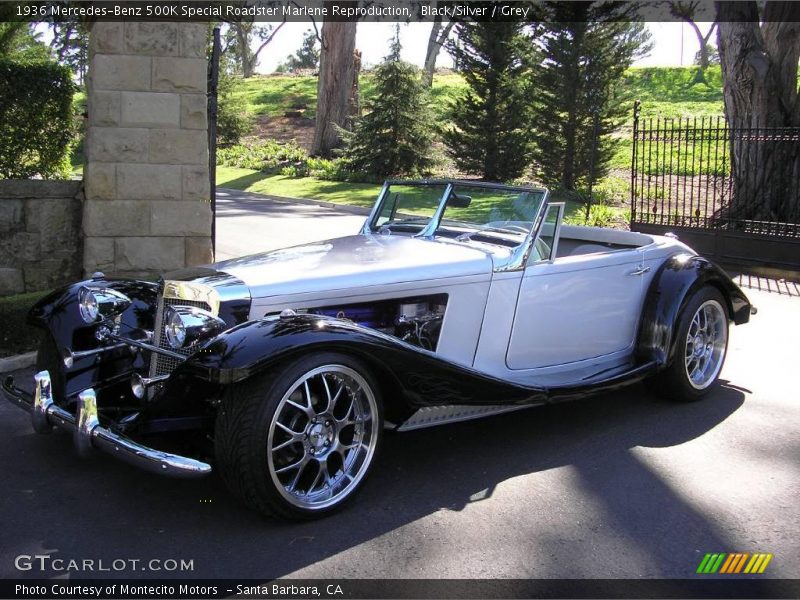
[214,352,383,520]
[649,286,729,402]
[35,333,66,402]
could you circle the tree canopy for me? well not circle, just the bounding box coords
[341,31,435,178]
[444,14,536,181]
[530,1,651,191]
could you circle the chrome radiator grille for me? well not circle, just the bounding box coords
[149,296,212,379]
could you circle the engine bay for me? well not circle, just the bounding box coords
[306,294,448,351]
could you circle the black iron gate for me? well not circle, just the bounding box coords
[630,103,800,271]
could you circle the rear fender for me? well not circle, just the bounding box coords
[636,254,751,367]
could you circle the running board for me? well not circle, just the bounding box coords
[397,403,539,432]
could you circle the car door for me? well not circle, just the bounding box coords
[505,204,646,370]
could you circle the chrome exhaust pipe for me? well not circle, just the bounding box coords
[62,342,131,369]
[130,373,170,399]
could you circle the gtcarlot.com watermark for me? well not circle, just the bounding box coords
[15,554,194,573]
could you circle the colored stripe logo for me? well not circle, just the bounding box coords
[697,552,773,574]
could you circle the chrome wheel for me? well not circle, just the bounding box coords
[684,299,727,390]
[267,365,378,510]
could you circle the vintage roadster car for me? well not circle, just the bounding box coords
[3,180,752,520]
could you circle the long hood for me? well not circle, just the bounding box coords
[212,234,493,300]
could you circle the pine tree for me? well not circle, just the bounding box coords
[531,2,651,191]
[341,30,435,178]
[443,14,535,181]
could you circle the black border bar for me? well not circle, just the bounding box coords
[3,579,800,599]
[0,0,788,23]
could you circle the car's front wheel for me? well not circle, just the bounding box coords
[215,352,382,520]
[650,286,730,402]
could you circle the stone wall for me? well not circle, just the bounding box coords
[83,22,213,279]
[0,180,83,295]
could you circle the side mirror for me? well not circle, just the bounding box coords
[447,192,472,208]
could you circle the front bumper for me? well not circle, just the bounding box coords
[2,371,211,479]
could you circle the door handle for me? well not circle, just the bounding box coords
[628,265,651,276]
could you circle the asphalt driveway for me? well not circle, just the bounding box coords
[214,188,368,260]
[0,191,797,584]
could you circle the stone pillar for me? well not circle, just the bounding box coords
[83,22,213,278]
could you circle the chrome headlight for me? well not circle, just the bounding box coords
[78,286,131,324]
[163,305,226,349]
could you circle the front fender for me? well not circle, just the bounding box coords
[176,315,547,416]
[28,277,158,345]
[27,277,158,398]
[636,254,751,367]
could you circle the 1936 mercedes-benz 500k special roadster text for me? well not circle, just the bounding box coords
[3,181,753,520]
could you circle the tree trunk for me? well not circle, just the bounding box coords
[312,18,357,157]
[241,54,255,78]
[233,25,255,78]
[349,49,362,123]
[716,1,800,223]
[423,18,454,87]
[685,19,710,83]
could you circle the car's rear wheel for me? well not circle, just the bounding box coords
[650,286,729,402]
[215,352,382,520]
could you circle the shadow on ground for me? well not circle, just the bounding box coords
[1,377,745,580]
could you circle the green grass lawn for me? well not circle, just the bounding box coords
[218,166,381,207]
[232,68,724,129]
[232,72,468,121]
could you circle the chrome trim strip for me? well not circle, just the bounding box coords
[397,403,537,431]
[362,181,390,234]
[2,371,211,478]
[416,183,453,239]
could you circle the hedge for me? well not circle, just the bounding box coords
[0,60,75,179]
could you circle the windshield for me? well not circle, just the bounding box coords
[372,183,449,229]
[369,181,547,242]
[441,184,545,233]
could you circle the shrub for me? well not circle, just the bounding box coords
[217,72,252,145]
[592,177,631,205]
[0,60,75,179]
[217,139,308,172]
[565,203,616,228]
[216,138,377,183]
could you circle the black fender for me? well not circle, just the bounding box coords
[27,276,158,399]
[636,254,751,367]
[176,314,548,423]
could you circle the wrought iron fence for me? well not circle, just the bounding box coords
[630,104,800,239]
